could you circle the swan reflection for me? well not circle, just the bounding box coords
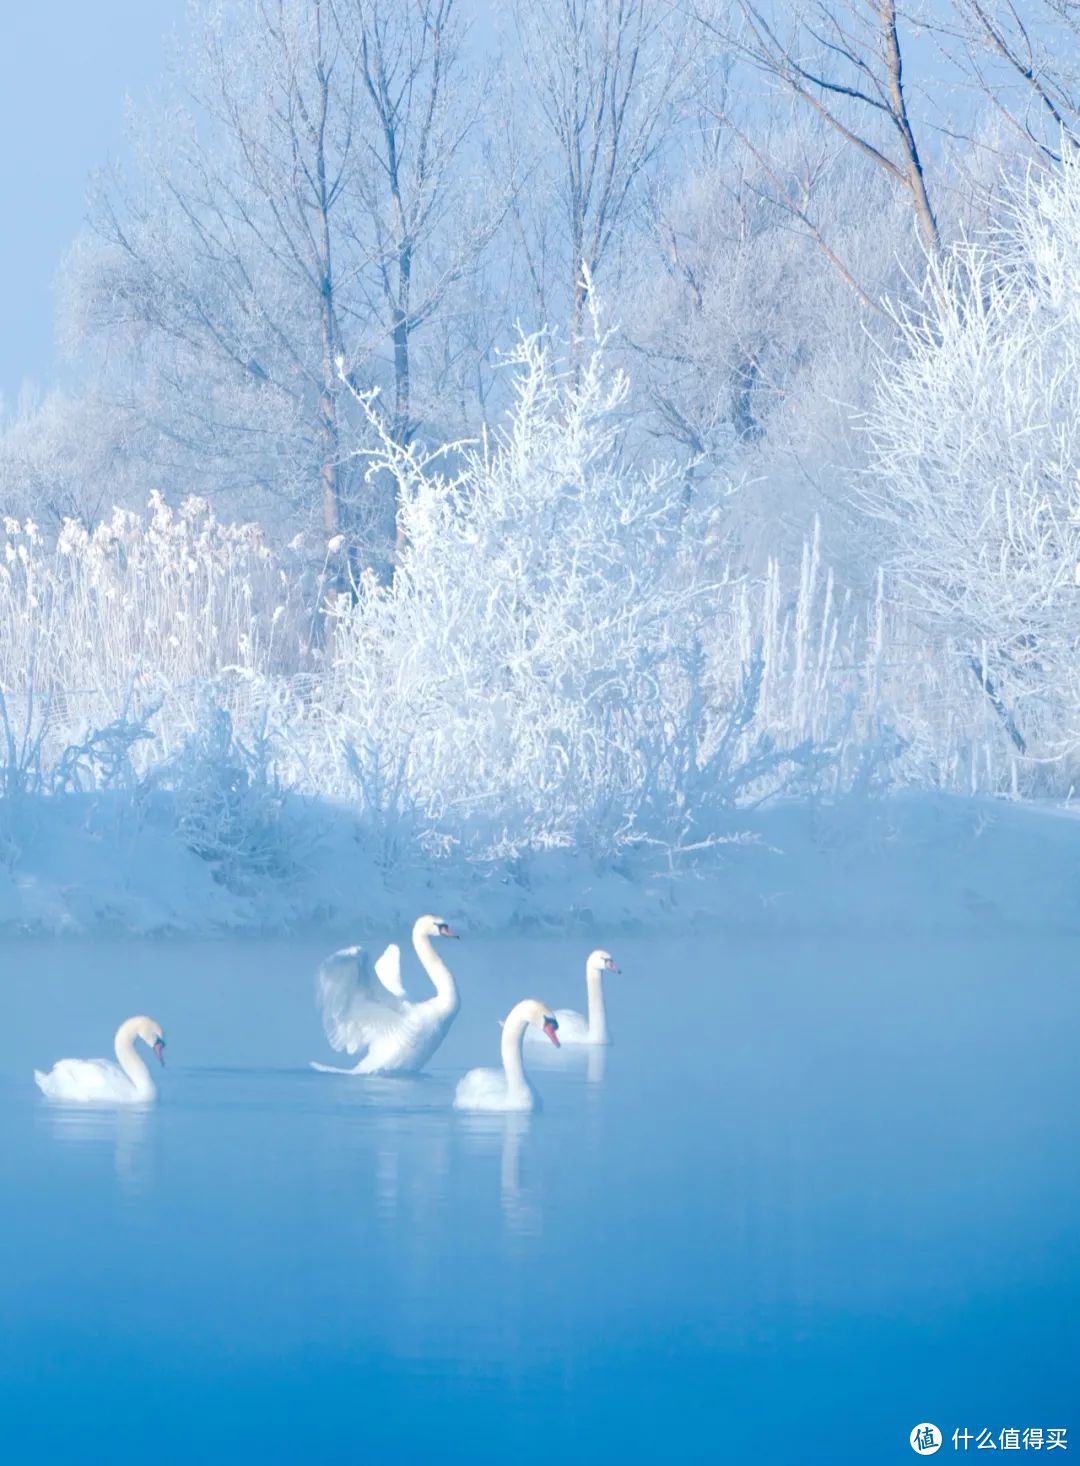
[373,1119,452,1224]
[37,1103,154,1196]
[499,1114,538,1237]
[375,1144,400,1219]
[310,1073,453,1225]
[458,1112,540,1239]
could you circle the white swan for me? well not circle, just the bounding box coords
[312,914,461,1076]
[526,948,619,1046]
[34,1016,166,1104]
[454,999,560,1112]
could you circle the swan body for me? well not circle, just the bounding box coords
[34,1016,166,1104]
[454,999,560,1112]
[526,948,619,1046]
[312,915,460,1076]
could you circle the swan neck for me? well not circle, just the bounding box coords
[414,929,458,1011]
[586,965,609,1043]
[500,1011,532,1100]
[114,1027,155,1099]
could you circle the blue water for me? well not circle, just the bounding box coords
[1,930,1077,1463]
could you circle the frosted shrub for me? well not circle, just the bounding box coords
[326,335,841,856]
[867,151,1080,774]
[49,702,159,795]
[159,705,294,892]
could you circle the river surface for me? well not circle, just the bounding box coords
[1,930,1076,1462]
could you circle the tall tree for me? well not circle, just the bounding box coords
[340,0,499,555]
[65,0,491,569]
[509,0,689,349]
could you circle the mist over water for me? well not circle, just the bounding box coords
[2,931,1077,1463]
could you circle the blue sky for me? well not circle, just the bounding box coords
[0,1,187,409]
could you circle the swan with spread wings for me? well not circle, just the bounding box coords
[311,915,460,1076]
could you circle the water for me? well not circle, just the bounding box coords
[1,930,1077,1463]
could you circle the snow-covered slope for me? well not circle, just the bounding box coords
[1,791,1077,939]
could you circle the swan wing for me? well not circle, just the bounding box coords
[34,1058,135,1102]
[453,1066,534,1112]
[316,945,407,1055]
[453,1066,506,1110]
[373,943,404,997]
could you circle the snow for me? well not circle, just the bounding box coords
[3,789,1079,940]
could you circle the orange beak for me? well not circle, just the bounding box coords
[543,1019,560,1048]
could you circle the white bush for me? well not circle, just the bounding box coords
[866,151,1080,772]
[322,335,891,856]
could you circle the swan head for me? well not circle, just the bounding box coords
[523,1000,560,1048]
[123,1016,166,1066]
[415,914,459,939]
[588,948,619,973]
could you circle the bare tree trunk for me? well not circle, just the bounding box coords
[320,402,341,535]
[392,238,413,559]
[969,655,1026,754]
[879,1,938,256]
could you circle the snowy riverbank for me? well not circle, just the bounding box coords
[2,790,1078,939]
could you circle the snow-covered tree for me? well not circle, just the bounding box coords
[321,328,855,855]
[63,0,494,566]
[621,118,912,449]
[506,0,690,349]
[866,150,1080,767]
[0,389,133,529]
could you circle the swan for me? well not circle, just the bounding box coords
[525,948,619,1046]
[454,999,560,1112]
[312,914,461,1076]
[34,1016,166,1104]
